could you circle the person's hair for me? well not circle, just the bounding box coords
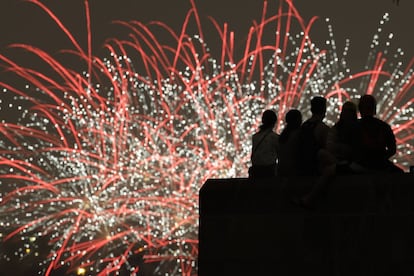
[336,101,358,144]
[259,109,277,131]
[358,94,376,117]
[279,109,302,143]
[310,96,327,116]
[339,101,357,123]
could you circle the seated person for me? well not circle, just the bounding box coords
[327,101,360,173]
[278,109,302,177]
[298,96,332,175]
[296,97,335,208]
[352,94,403,173]
[250,109,279,178]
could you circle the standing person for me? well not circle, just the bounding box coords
[249,109,279,179]
[278,109,302,177]
[353,94,403,173]
[327,101,360,173]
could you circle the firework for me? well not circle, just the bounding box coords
[0,0,413,275]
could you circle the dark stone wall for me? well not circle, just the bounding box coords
[198,174,414,276]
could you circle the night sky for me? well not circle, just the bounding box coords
[0,0,413,122]
[0,0,412,71]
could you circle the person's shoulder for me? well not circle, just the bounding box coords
[320,121,330,129]
[372,117,392,129]
[359,116,377,124]
[377,117,390,125]
[379,119,393,133]
[301,119,317,129]
[314,121,330,133]
[252,131,262,140]
[270,131,279,140]
[359,116,392,131]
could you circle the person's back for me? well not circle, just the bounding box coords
[354,94,401,172]
[357,116,396,169]
[327,101,360,167]
[251,130,279,166]
[278,109,302,176]
[250,110,280,178]
[298,97,330,175]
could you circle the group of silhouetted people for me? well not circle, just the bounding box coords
[249,94,404,207]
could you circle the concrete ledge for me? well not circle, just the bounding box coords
[198,174,414,276]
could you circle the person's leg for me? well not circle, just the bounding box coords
[301,149,336,207]
[302,163,336,207]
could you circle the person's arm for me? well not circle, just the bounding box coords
[385,124,397,159]
[315,123,330,149]
[251,135,256,163]
[326,127,337,154]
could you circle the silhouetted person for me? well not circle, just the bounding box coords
[249,109,279,178]
[299,96,332,175]
[353,94,403,173]
[327,101,360,173]
[278,109,302,177]
[298,96,336,208]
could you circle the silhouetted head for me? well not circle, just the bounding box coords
[279,109,302,143]
[279,109,302,144]
[310,96,327,117]
[358,94,376,117]
[260,109,277,131]
[339,101,357,122]
[285,109,302,129]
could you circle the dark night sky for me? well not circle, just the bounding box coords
[0,0,412,122]
[0,0,412,86]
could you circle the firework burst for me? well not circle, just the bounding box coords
[0,0,413,275]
